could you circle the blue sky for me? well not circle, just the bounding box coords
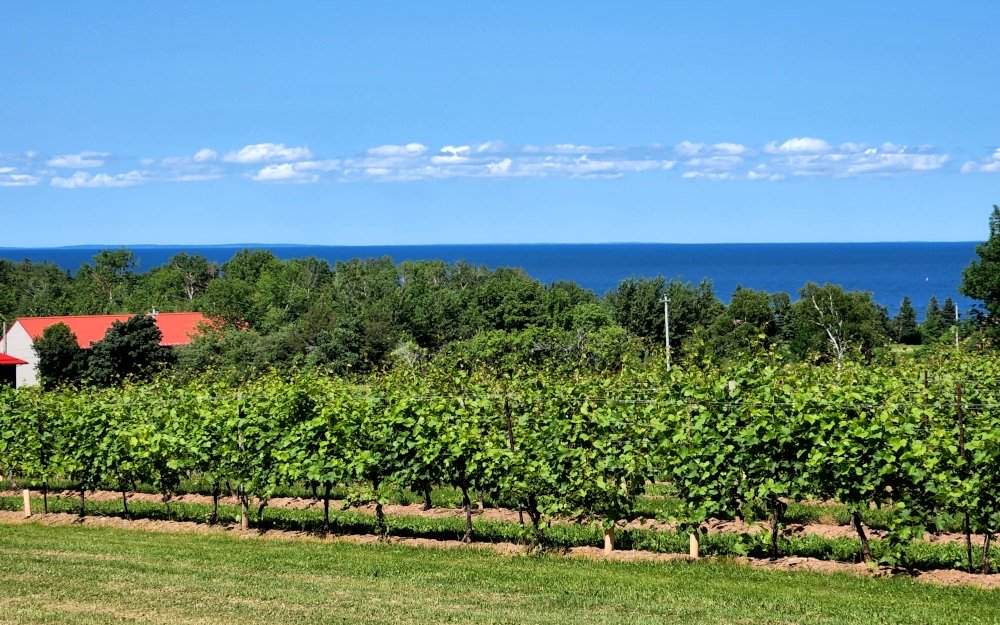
[2,2,998,246]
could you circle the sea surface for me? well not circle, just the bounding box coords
[0,242,980,317]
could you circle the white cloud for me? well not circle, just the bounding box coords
[487,158,512,175]
[674,141,705,157]
[251,163,319,183]
[51,170,148,188]
[712,142,752,155]
[46,151,108,168]
[747,166,785,182]
[365,143,427,157]
[10,137,961,188]
[681,171,738,181]
[193,148,218,162]
[768,144,948,178]
[961,149,1000,174]
[522,144,615,155]
[224,143,313,163]
[294,159,341,172]
[440,145,471,156]
[841,152,948,176]
[168,172,224,182]
[764,137,832,154]
[431,145,472,164]
[677,141,751,157]
[839,142,868,153]
[474,141,506,153]
[552,144,615,154]
[0,167,41,187]
[431,155,470,165]
[685,155,744,170]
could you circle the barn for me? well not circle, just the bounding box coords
[0,312,207,387]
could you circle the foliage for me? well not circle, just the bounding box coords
[788,282,889,367]
[961,205,1000,337]
[32,322,86,389]
[0,247,968,379]
[706,287,790,358]
[605,277,723,348]
[891,296,922,345]
[88,314,173,386]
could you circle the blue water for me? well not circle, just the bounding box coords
[0,242,980,317]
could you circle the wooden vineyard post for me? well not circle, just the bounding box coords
[237,401,249,532]
[22,489,32,518]
[689,531,700,559]
[957,383,973,574]
[503,395,525,526]
[603,526,615,554]
[239,488,249,531]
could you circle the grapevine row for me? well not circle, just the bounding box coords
[2,352,999,571]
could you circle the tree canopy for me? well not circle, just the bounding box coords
[88,315,173,386]
[33,322,86,390]
[961,206,1000,337]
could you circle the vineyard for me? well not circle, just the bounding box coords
[2,350,1000,574]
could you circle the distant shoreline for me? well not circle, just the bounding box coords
[0,242,979,316]
[0,240,979,250]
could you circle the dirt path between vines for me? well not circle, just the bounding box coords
[3,488,987,550]
[1,509,997,589]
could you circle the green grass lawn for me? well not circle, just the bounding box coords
[1,523,998,624]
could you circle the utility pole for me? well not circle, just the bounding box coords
[663,296,671,371]
[955,304,960,349]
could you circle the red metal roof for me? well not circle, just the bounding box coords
[0,353,28,365]
[15,313,209,348]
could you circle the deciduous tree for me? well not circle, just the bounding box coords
[33,322,87,389]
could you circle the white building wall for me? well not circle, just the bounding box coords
[3,323,40,387]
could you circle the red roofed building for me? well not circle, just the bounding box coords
[0,353,28,388]
[1,312,207,387]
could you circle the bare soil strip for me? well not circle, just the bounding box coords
[2,507,998,589]
[4,488,986,547]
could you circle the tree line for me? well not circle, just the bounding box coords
[2,245,979,388]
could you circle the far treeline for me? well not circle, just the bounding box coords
[4,205,1000,387]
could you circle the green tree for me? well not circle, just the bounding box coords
[960,205,1000,337]
[941,297,958,328]
[201,249,283,329]
[605,277,722,349]
[788,282,888,368]
[546,281,599,330]
[891,297,921,345]
[88,315,173,386]
[474,267,548,332]
[707,287,790,358]
[329,257,405,368]
[0,259,72,322]
[923,296,944,342]
[33,323,87,390]
[605,276,666,342]
[131,253,218,312]
[71,249,137,314]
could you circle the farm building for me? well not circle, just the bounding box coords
[0,312,207,388]
[0,353,28,388]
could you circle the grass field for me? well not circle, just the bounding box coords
[1,493,984,572]
[1,523,999,624]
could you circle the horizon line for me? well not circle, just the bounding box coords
[0,240,982,250]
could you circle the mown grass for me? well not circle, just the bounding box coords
[0,494,985,572]
[1,522,999,625]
